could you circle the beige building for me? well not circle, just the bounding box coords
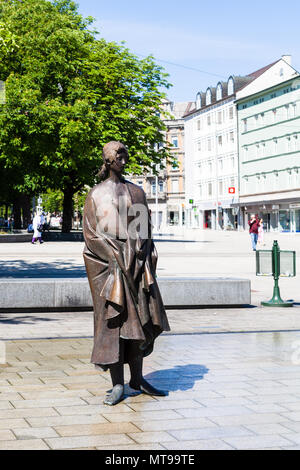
[130,100,194,232]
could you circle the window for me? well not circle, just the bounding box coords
[229,107,234,120]
[218,135,223,147]
[159,180,164,192]
[292,134,298,151]
[273,138,278,154]
[207,138,212,151]
[219,180,223,195]
[217,111,222,124]
[227,77,234,95]
[172,159,179,170]
[137,180,143,188]
[197,141,201,152]
[285,105,290,120]
[207,114,211,126]
[230,131,234,143]
[199,184,203,198]
[208,161,213,174]
[196,92,202,110]
[172,179,179,193]
[256,144,260,158]
[206,88,212,106]
[243,119,248,132]
[151,181,156,196]
[272,109,277,123]
[216,83,222,101]
[197,119,201,130]
[208,182,213,196]
[171,135,178,147]
[218,159,223,171]
[254,115,259,127]
[287,136,291,152]
[231,156,235,169]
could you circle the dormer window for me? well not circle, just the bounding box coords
[227,77,234,95]
[216,83,222,101]
[196,92,202,110]
[206,88,212,106]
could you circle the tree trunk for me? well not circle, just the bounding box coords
[13,194,22,230]
[21,194,32,229]
[62,186,74,233]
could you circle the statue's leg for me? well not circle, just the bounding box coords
[103,339,125,406]
[127,340,167,396]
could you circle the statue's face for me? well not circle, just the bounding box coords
[109,145,128,175]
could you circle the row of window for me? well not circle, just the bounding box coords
[196,156,236,177]
[243,133,299,161]
[198,177,237,198]
[242,101,299,132]
[196,130,236,153]
[196,77,235,109]
[242,168,300,193]
[196,106,235,131]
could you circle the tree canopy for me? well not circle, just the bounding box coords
[0,0,172,231]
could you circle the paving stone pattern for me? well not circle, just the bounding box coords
[1,331,300,450]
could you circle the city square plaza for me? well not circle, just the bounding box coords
[1,230,300,449]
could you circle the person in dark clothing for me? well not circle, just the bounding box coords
[248,214,260,251]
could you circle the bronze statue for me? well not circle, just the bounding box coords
[83,141,170,405]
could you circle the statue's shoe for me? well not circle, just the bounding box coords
[103,384,124,406]
[129,378,167,397]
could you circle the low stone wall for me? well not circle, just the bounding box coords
[0,233,32,243]
[0,277,251,311]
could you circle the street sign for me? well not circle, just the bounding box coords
[228,187,235,194]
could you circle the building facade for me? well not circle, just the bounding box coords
[130,100,193,232]
[184,56,298,231]
[237,74,300,232]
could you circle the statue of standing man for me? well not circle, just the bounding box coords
[83,141,170,405]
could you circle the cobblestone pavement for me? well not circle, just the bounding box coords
[1,332,300,450]
[1,306,300,340]
[1,231,300,450]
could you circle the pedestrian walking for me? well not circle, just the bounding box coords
[32,211,45,244]
[248,213,259,251]
[258,218,265,247]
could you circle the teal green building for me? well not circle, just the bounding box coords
[237,76,300,232]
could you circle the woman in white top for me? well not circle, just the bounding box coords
[32,212,45,244]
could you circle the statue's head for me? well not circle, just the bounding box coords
[99,141,129,180]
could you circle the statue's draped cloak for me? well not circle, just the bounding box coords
[83,178,170,366]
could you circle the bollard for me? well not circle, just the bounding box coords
[256,240,296,307]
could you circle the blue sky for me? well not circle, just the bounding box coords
[77,0,300,103]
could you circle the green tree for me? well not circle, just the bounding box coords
[0,0,172,232]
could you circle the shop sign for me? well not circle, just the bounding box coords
[289,203,300,209]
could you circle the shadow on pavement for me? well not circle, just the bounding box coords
[0,314,60,324]
[144,364,209,393]
[0,259,86,278]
